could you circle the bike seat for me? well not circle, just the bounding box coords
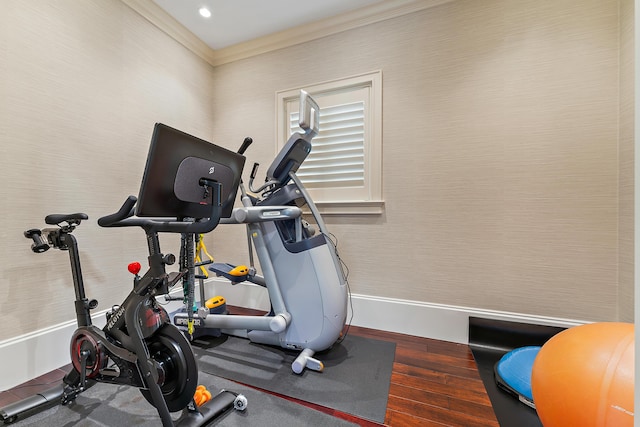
[45,213,88,225]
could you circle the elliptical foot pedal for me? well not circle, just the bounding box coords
[209,263,249,283]
[205,296,227,314]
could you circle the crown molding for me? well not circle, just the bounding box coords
[121,0,454,68]
[121,0,217,65]
[210,0,454,66]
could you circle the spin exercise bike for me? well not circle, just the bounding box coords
[0,124,247,426]
[172,91,350,374]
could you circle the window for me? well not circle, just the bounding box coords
[276,71,383,214]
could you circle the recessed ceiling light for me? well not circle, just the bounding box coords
[199,7,211,18]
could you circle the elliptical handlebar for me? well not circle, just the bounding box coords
[98,182,224,234]
[238,137,252,155]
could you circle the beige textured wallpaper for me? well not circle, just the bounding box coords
[0,0,231,341]
[618,0,634,322]
[208,0,623,322]
[0,0,631,345]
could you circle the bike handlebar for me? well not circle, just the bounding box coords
[98,182,224,234]
[97,196,137,227]
[99,137,250,234]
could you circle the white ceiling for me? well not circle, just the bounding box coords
[152,0,385,50]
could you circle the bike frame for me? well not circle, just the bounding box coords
[44,187,222,427]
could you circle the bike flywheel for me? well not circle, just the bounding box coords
[140,324,198,412]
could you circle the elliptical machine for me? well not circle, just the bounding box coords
[172,91,350,374]
[0,124,248,426]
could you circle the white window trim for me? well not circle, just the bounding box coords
[276,71,384,215]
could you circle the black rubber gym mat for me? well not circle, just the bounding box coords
[192,333,396,423]
[8,372,358,426]
[468,317,564,427]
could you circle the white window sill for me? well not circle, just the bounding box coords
[308,200,385,215]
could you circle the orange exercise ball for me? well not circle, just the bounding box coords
[531,322,634,427]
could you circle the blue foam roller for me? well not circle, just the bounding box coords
[494,346,540,407]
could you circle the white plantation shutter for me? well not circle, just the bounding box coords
[289,101,365,188]
[277,71,383,214]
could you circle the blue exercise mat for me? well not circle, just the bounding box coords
[494,346,541,409]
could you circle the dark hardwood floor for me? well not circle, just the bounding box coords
[0,320,499,426]
[355,326,499,426]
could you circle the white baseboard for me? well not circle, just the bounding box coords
[0,292,185,392]
[0,279,586,392]
[346,293,587,344]
[0,310,108,392]
[203,278,586,342]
